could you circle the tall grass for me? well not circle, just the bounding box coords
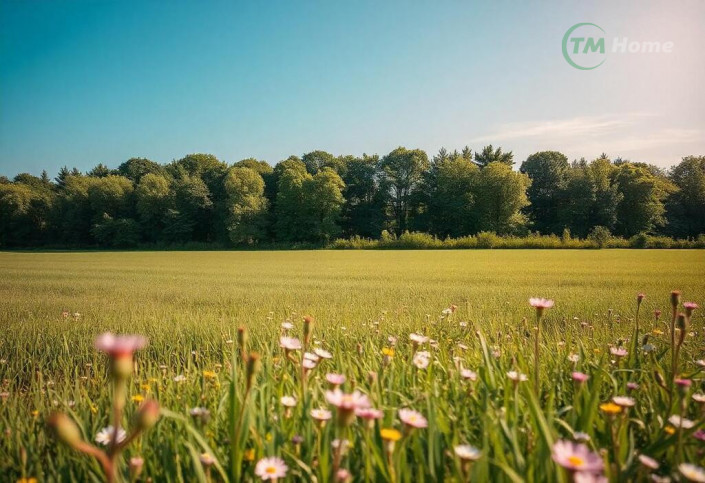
[0,250,703,481]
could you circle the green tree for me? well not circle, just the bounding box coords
[666,156,705,237]
[88,163,112,178]
[474,145,514,168]
[302,150,336,174]
[427,153,479,237]
[473,162,530,234]
[135,173,173,242]
[0,182,54,246]
[163,175,213,243]
[379,147,429,233]
[307,167,345,242]
[520,151,570,234]
[613,163,671,237]
[223,167,268,244]
[340,155,386,237]
[116,158,165,183]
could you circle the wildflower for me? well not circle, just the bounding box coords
[652,329,664,335]
[507,371,528,383]
[326,373,346,387]
[654,309,662,320]
[47,412,82,448]
[280,396,297,408]
[627,382,639,391]
[381,428,401,441]
[612,396,635,408]
[568,353,580,363]
[355,407,383,420]
[637,293,645,303]
[326,389,370,426]
[336,468,352,482]
[94,333,147,358]
[314,348,332,359]
[304,352,320,362]
[599,402,622,415]
[609,347,628,358]
[683,302,699,317]
[692,393,705,404]
[255,456,288,481]
[529,298,554,315]
[573,432,590,442]
[173,374,186,383]
[638,454,659,470]
[190,407,211,424]
[668,415,695,429]
[280,337,302,351]
[281,321,294,330]
[310,408,332,422]
[675,378,692,388]
[409,333,429,345]
[199,453,215,467]
[399,408,427,428]
[572,372,589,383]
[302,359,317,370]
[95,426,127,446]
[573,474,607,483]
[203,370,217,380]
[413,351,431,369]
[131,394,144,404]
[693,430,705,441]
[679,463,705,482]
[244,448,255,461]
[387,336,397,345]
[551,440,604,473]
[133,399,160,430]
[381,347,395,357]
[460,369,477,381]
[94,333,147,379]
[454,445,481,461]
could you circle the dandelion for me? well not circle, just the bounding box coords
[599,402,622,416]
[551,440,604,473]
[95,426,127,446]
[131,394,144,404]
[380,428,402,453]
[398,408,427,428]
[255,456,288,481]
[679,463,705,482]
[202,370,217,380]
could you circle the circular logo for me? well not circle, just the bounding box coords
[562,23,606,70]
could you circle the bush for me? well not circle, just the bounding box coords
[587,226,612,248]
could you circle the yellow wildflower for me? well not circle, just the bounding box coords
[665,426,676,435]
[380,428,402,441]
[382,347,395,358]
[652,329,664,335]
[203,370,217,380]
[599,402,622,415]
[17,478,38,483]
[244,448,255,461]
[131,394,144,404]
[31,410,39,418]
[140,383,151,393]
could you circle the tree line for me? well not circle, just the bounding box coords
[0,147,704,248]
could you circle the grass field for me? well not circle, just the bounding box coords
[0,250,704,482]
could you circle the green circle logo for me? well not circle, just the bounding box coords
[562,23,606,70]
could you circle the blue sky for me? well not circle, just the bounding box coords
[1,0,703,177]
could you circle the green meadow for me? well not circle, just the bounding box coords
[0,250,703,481]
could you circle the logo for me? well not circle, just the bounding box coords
[562,23,674,70]
[562,23,606,70]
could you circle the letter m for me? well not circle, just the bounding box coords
[583,37,605,54]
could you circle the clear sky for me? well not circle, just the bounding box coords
[1,0,703,177]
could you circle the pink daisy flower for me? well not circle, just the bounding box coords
[94,333,147,358]
[399,408,428,428]
[551,440,603,473]
[255,456,288,481]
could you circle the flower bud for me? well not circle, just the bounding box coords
[246,352,261,390]
[670,290,681,308]
[48,412,82,448]
[129,456,144,479]
[237,327,247,359]
[112,355,134,380]
[677,313,688,332]
[303,316,314,346]
[637,293,645,304]
[133,399,160,431]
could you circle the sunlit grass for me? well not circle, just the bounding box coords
[0,250,703,481]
